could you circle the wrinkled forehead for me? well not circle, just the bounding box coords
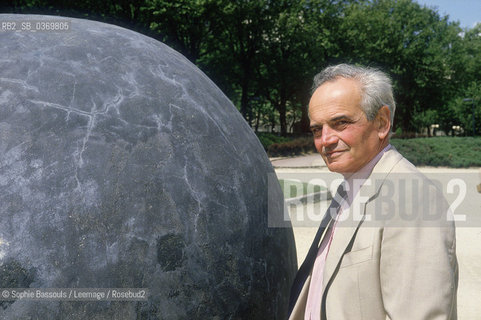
[308,78,363,118]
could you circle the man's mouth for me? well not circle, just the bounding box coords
[324,150,346,158]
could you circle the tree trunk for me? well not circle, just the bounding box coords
[254,106,260,132]
[279,100,287,136]
[240,65,252,126]
[299,105,310,133]
[240,82,249,125]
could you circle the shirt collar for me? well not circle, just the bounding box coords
[344,144,392,203]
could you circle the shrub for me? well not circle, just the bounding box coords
[391,137,481,167]
[267,137,316,157]
[256,132,291,150]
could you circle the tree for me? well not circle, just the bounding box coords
[6,0,479,136]
[140,0,215,63]
[4,0,151,37]
[194,0,277,125]
[412,109,437,136]
[257,0,312,136]
[449,24,481,90]
[338,0,462,133]
[439,24,481,136]
[257,0,347,135]
[446,83,481,136]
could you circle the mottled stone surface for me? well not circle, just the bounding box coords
[0,14,297,319]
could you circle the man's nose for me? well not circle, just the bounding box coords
[320,126,338,147]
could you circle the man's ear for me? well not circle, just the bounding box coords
[376,106,391,139]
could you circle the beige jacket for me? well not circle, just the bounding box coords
[289,148,458,320]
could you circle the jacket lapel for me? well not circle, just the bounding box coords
[321,148,404,293]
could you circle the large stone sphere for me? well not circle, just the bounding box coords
[0,14,296,319]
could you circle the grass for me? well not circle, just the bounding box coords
[278,179,327,198]
[390,137,481,168]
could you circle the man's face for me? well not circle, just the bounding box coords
[309,77,386,175]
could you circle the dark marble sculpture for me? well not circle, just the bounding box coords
[0,14,297,319]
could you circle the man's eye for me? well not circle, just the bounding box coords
[335,120,349,127]
[311,128,322,137]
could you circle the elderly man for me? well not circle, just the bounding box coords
[288,64,458,320]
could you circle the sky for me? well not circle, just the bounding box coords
[414,0,480,29]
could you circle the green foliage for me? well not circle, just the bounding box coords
[412,109,437,135]
[256,132,291,150]
[140,0,211,62]
[391,137,481,167]
[267,137,316,157]
[338,0,462,132]
[256,132,315,156]
[446,83,481,136]
[256,0,345,135]
[3,0,480,137]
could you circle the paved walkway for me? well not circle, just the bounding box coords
[270,153,326,168]
[271,154,481,320]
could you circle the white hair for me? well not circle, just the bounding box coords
[312,64,396,128]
